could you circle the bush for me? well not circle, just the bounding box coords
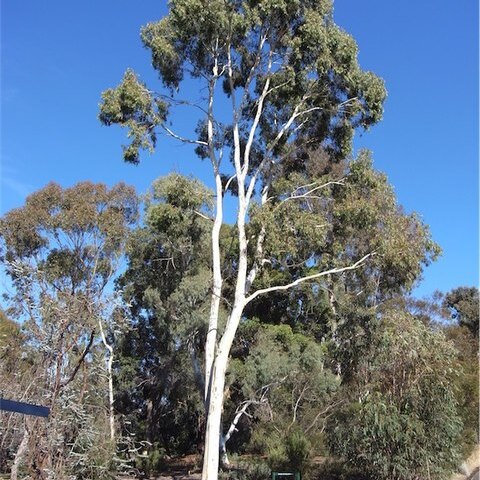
[136,443,166,476]
[220,460,271,480]
[327,312,463,480]
[267,430,312,476]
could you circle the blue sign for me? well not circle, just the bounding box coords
[0,398,50,418]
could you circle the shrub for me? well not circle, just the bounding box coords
[327,312,463,480]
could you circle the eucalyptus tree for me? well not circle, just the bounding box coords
[0,313,30,475]
[443,286,479,337]
[99,1,391,477]
[115,174,213,456]
[226,321,339,463]
[0,182,138,478]
[441,287,479,455]
[327,310,463,480]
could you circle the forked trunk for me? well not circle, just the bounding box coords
[202,305,244,480]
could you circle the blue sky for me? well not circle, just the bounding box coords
[1,0,478,298]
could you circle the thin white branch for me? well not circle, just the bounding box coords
[245,101,304,206]
[244,253,375,305]
[239,33,268,110]
[194,210,214,222]
[161,125,208,146]
[272,180,346,208]
[290,384,309,428]
[224,400,254,444]
[224,174,237,193]
[304,400,346,434]
[242,50,273,178]
[245,182,270,293]
[265,80,293,96]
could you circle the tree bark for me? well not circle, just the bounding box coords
[202,304,244,479]
[10,425,29,480]
[98,318,115,441]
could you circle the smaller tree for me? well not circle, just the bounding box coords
[441,287,479,455]
[226,321,339,467]
[443,286,479,337]
[327,310,463,480]
[0,181,138,478]
[0,312,31,474]
[114,174,213,459]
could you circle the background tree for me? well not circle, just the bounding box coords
[0,312,32,474]
[327,310,463,480]
[226,321,339,466]
[441,286,479,455]
[0,182,138,478]
[443,286,479,337]
[112,153,439,474]
[114,175,213,462]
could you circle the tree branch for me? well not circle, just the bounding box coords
[244,253,375,305]
[271,179,346,209]
[161,125,208,146]
[242,49,274,179]
[60,329,95,389]
[304,399,346,434]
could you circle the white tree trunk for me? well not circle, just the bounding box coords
[107,352,115,441]
[98,319,115,441]
[202,350,227,480]
[202,304,244,480]
[199,45,373,479]
[205,171,223,402]
[10,426,29,480]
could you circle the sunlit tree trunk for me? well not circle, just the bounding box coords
[10,425,29,480]
[98,318,115,441]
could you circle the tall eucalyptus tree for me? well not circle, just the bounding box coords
[99,1,390,477]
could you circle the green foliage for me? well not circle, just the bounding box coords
[96,3,459,478]
[114,174,214,456]
[443,286,479,337]
[0,182,138,477]
[444,324,479,455]
[219,460,271,480]
[226,322,338,465]
[327,312,463,480]
[0,310,24,370]
[284,430,312,472]
[136,443,167,477]
[332,151,440,292]
[245,150,440,348]
[0,181,138,273]
[99,70,167,163]
[265,429,311,476]
[100,0,386,163]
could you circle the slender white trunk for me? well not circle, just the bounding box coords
[98,319,115,441]
[202,305,244,480]
[202,45,256,477]
[219,434,230,467]
[205,171,223,402]
[204,60,223,402]
[11,426,29,480]
[202,345,228,479]
[107,353,115,441]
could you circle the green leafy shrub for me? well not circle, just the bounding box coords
[220,461,271,480]
[136,443,166,476]
[285,430,312,472]
[327,312,463,480]
[267,430,312,476]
